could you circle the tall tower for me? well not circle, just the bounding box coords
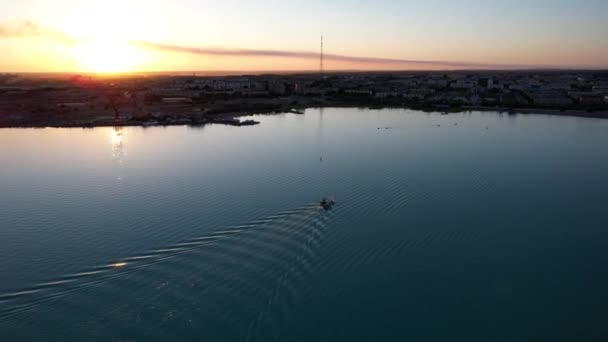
[320,35,324,76]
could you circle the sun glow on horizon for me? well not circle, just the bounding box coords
[71,39,147,73]
[58,2,153,73]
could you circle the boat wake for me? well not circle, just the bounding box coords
[0,201,333,334]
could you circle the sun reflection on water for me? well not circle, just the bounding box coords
[111,126,124,147]
[110,127,126,181]
[111,127,125,157]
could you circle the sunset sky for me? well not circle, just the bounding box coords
[0,0,607,73]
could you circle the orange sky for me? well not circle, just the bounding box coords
[0,0,607,73]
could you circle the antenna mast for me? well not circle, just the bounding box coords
[320,35,324,76]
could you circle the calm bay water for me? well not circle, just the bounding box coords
[1,108,608,341]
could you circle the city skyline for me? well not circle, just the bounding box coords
[0,0,607,73]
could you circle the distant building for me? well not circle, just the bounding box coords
[161,97,193,104]
[268,82,286,95]
[374,91,401,98]
[57,102,89,108]
[403,88,434,101]
[424,79,448,89]
[592,85,608,95]
[394,79,418,89]
[468,94,482,105]
[344,89,373,96]
[510,78,542,91]
[293,82,308,94]
[452,79,477,90]
[303,87,323,96]
[241,90,270,97]
[574,93,605,106]
[488,79,504,90]
[529,91,572,107]
[546,83,572,91]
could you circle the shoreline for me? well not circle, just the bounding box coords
[460,105,608,118]
[2,70,607,128]
[1,104,607,129]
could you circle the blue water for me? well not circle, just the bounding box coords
[1,108,608,341]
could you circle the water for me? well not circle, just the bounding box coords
[1,108,608,341]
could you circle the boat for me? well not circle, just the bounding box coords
[320,197,336,211]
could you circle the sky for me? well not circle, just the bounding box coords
[0,0,607,73]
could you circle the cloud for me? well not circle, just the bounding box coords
[0,20,75,44]
[133,41,531,70]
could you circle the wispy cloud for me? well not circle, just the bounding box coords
[0,20,75,45]
[133,41,502,69]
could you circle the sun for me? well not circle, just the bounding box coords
[59,1,152,74]
[74,39,146,73]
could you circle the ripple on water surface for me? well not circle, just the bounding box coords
[0,202,334,341]
[2,109,608,341]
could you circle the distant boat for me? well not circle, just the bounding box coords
[319,197,336,211]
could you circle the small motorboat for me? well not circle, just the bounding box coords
[320,197,336,211]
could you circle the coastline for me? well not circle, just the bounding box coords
[460,105,608,118]
[2,70,608,129]
[1,104,607,129]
